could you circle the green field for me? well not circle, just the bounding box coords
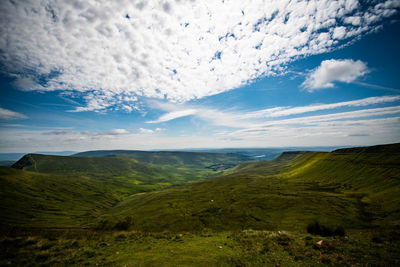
[1,144,400,265]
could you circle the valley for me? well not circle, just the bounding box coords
[0,144,400,266]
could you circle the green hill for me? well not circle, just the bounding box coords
[74,150,252,167]
[12,154,158,176]
[0,166,125,227]
[2,144,400,231]
[1,152,250,227]
[97,144,400,231]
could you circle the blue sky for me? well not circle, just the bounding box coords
[0,0,399,152]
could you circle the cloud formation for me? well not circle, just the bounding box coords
[149,95,400,125]
[138,128,154,134]
[147,109,197,123]
[0,107,27,120]
[1,0,399,111]
[42,128,129,137]
[302,59,369,91]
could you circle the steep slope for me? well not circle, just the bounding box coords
[12,154,161,177]
[97,144,400,231]
[0,167,128,227]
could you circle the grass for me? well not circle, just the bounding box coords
[1,228,399,266]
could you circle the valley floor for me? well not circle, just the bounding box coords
[1,228,400,266]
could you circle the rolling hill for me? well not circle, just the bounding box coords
[1,144,399,231]
[97,143,400,231]
[1,151,251,227]
[73,150,252,167]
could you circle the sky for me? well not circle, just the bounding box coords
[0,0,399,153]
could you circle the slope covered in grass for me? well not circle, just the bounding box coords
[2,229,400,266]
[12,154,162,176]
[1,151,250,228]
[73,150,251,167]
[98,144,400,231]
[0,167,122,227]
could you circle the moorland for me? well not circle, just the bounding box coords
[1,144,400,266]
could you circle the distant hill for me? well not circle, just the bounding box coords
[12,154,160,176]
[2,151,251,227]
[97,143,400,231]
[0,160,14,167]
[180,147,344,161]
[0,151,75,161]
[73,150,252,167]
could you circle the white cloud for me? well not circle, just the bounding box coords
[0,107,27,120]
[0,0,398,111]
[138,128,154,134]
[332,26,347,39]
[242,95,400,118]
[147,109,197,123]
[2,114,399,152]
[97,129,129,135]
[302,59,369,91]
[148,95,400,127]
[42,128,129,137]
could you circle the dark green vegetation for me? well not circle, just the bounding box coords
[1,143,399,265]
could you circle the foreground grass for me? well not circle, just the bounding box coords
[1,228,400,266]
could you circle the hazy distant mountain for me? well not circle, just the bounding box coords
[0,151,76,161]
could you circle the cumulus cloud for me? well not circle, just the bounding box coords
[302,59,369,91]
[0,107,27,120]
[0,0,398,111]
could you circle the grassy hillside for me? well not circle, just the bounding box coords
[12,154,160,176]
[97,144,400,231]
[74,150,251,167]
[0,167,121,227]
[2,228,400,266]
[1,151,250,228]
[2,144,400,231]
